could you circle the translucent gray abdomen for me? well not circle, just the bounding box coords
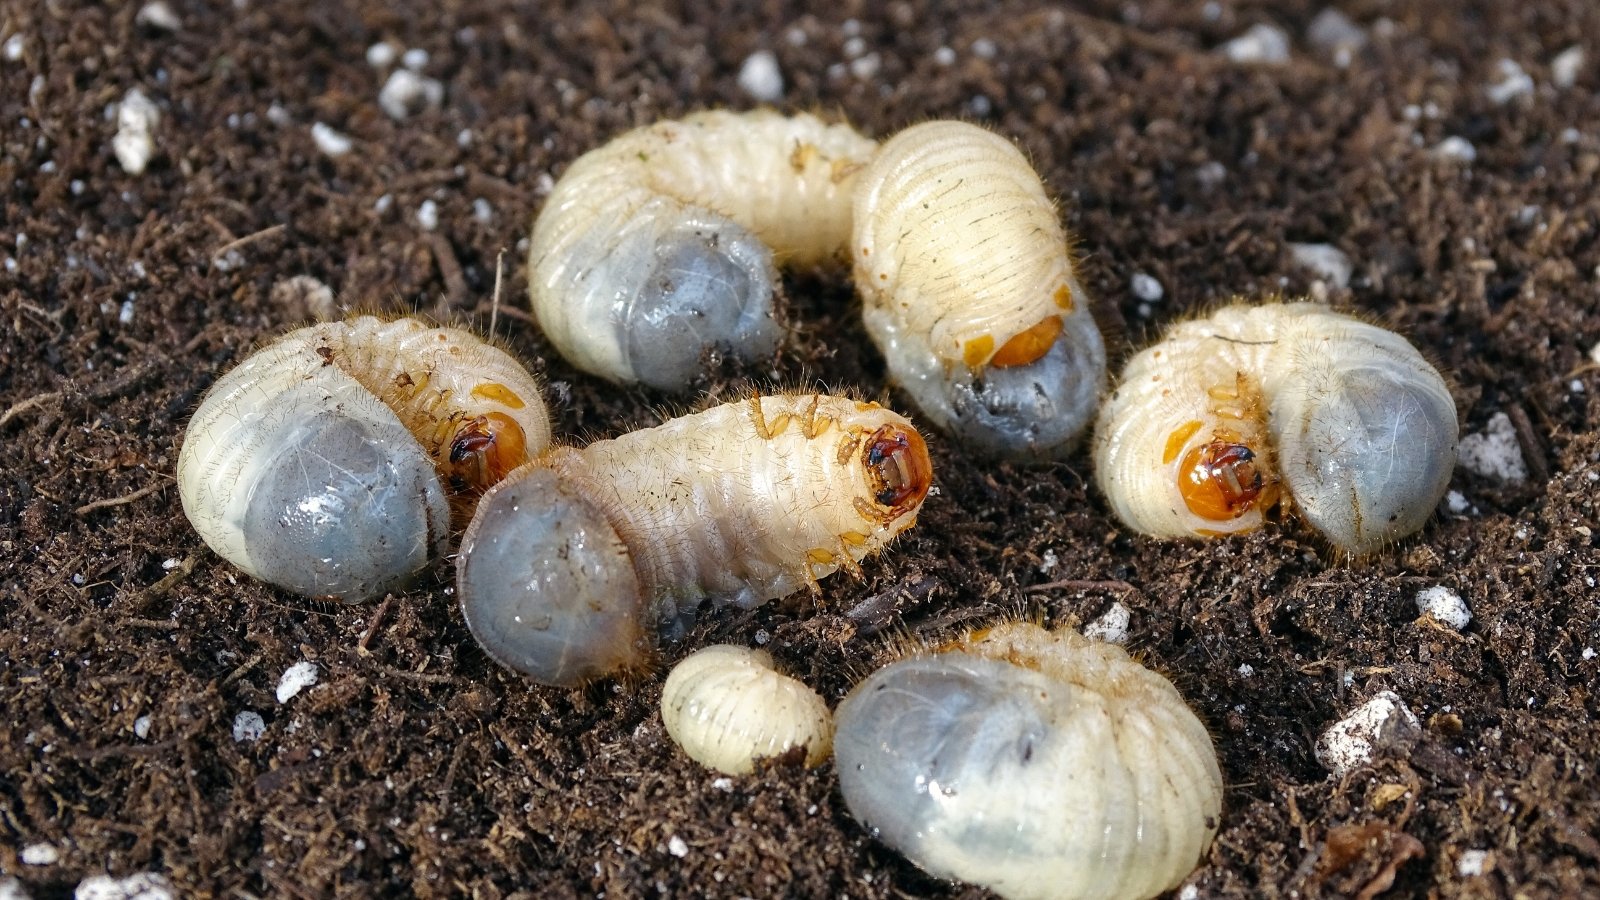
[1270,348,1458,554]
[457,465,646,686]
[942,308,1108,457]
[617,211,779,391]
[180,369,450,603]
[243,386,447,600]
[836,655,1061,869]
[834,633,1223,900]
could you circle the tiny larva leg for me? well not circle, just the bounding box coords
[747,394,778,439]
[836,429,865,466]
[834,538,865,578]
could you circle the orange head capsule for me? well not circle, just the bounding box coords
[448,411,530,492]
[990,315,1065,367]
[864,424,932,514]
[1178,440,1264,522]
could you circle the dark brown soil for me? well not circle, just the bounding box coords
[3,1,1599,897]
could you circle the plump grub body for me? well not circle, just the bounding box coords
[458,394,932,686]
[529,110,879,390]
[177,316,549,602]
[1094,302,1457,554]
[834,623,1223,900]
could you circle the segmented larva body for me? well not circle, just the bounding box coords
[834,623,1222,900]
[178,316,551,602]
[529,110,880,391]
[457,393,932,686]
[660,645,834,775]
[852,120,1107,458]
[1093,302,1458,554]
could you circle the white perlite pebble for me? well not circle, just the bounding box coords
[1130,272,1164,302]
[1551,46,1584,90]
[113,88,161,175]
[736,50,784,102]
[277,661,319,703]
[270,274,338,321]
[134,715,152,739]
[1315,690,1421,777]
[1591,340,1600,367]
[1486,59,1535,105]
[135,2,182,31]
[1433,136,1477,162]
[73,873,174,900]
[232,710,266,742]
[1306,9,1366,67]
[310,122,353,157]
[378,69,443,120]
[1082,602,1131,645]
[401,47,429,71]
[1457,849,1491,877]
[21,843,59,865]
[1445,490,1471,515]
[667,835,689,858]
[416,199,439,231]
[1220,23,1291,64]
[3,34,24,62]
[1416,585,1471,630]
[366,41,397,68]
[1458,411,1528,482]
[1288,243,1353,289]
[0,876,32,900]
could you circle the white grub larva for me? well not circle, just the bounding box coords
[660,645,833,775]
[852,120,1107,458]
[834,622,1223,900]
[529,110,879,391]
[1093,301,1458,555]
[178,316,551,602]
[457,393,932,686]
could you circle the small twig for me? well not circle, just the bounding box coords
[425,232,468,310]
[357,595,393,655]
[0,391,61,429]
[221,650,265,687]
[472,299,534,324]
[465,171,519,200]
[1506,404,1550,485]
[381,664,465,686]
[66,737,184,761]
[212,223,286,261]
[490,248,506,338]
[85,362,161,402]
[75,480,166,516]
[127,554,197,614]
[122,617,180,630]
[1025,578,1142,596]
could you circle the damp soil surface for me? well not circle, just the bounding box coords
[4,1,1600,897]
